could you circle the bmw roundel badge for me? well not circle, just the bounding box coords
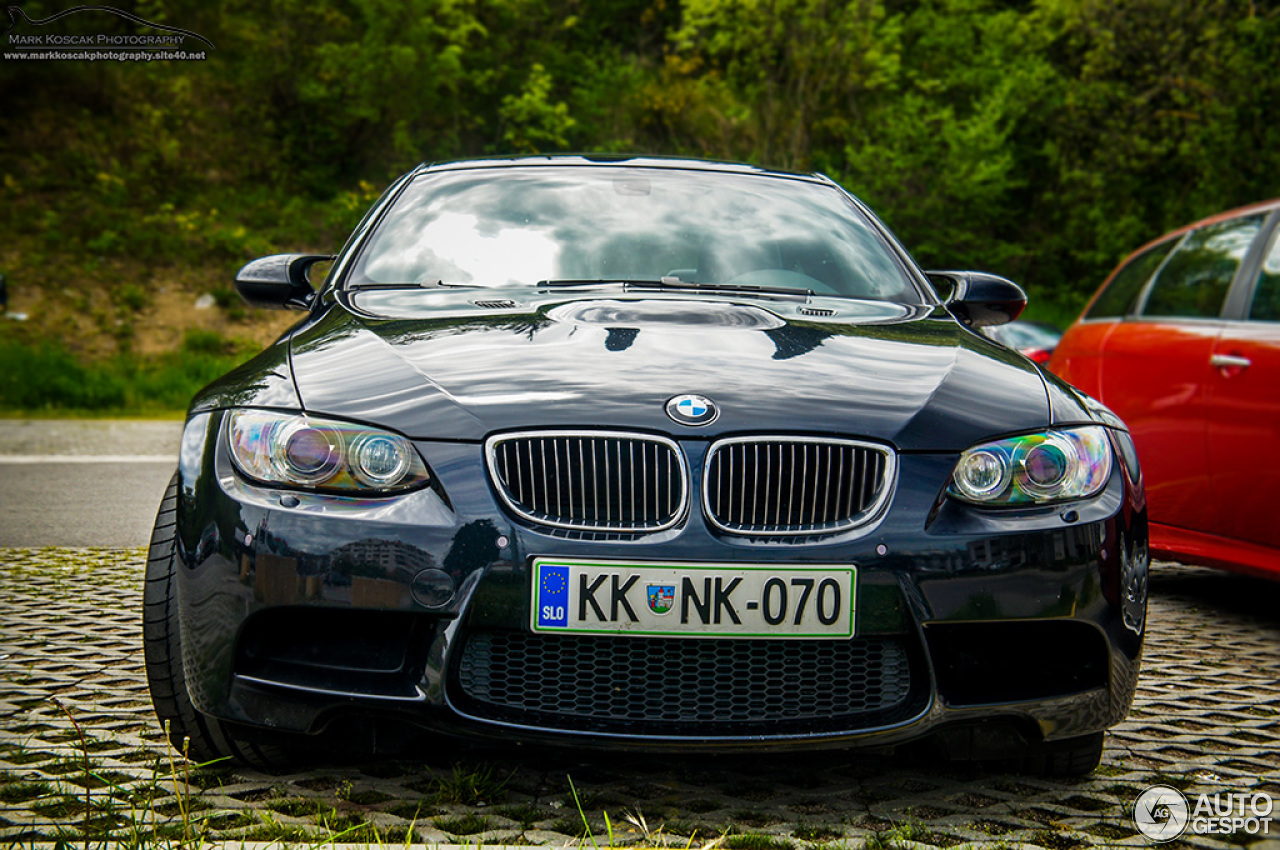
[666,394,719,426]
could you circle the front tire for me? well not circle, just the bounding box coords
[142,474,298,771]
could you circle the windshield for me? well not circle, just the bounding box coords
[347,166,924,303]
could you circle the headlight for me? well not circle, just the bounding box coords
[227,410,430,493]
[949,426,1112,505]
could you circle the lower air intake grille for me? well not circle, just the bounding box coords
[454,631,914,732]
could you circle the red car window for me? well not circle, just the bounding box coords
[1085,239,1175,320]
[1142,215,1263,318]
[1249,228,1280,321]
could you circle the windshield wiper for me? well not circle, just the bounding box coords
[537,278,813,299]
[345,280,473,291]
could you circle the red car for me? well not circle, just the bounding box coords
[981,320,1061,366]
[1052,200,1280,579]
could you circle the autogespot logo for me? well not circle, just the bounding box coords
[1134,786,1189,842]
[1134,786,1275,842]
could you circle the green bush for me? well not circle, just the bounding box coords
[0,337,248,415]
[0,340,129,411]
[181,329,237,357]
[3,0,1279,364]
[113,283,150,313]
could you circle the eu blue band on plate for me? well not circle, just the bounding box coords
[537,564,569,628]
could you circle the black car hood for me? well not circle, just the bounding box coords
[288,291,1052,452]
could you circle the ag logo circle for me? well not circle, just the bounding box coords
[666,394,718,426]
[1133,785,1189,842]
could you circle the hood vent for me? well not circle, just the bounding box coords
[798,306,836,317]
[471,299,519,310]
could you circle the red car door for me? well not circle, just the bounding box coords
[1101,213,1266,539]
[1206,225,1280,556]
[1052,239,1178,398]
[1100,321,1219,534]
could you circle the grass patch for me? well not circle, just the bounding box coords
[81,739,126,753]
[117,749,164,764]
[40,758,87,777]
[385,800,442,821]
[496,803,546,828]
[0,333,248,415]
[423,763,511,805]
[266,797,321,817]
[864,821,933,850]
[313,810,385,841]
[151,797,214,817]
[657,818,704,837]
[48,813,129,838]
[210,286,248,321]
[551,816,591,838]
[238,822,317,843]
[0,780,53,803]
[293,776,347,793]
[1092,762,1127,776]
[203,810,261,830]
[723,833,794,850]
[968,819,1013,835]
[343,788,392,805]
[61,769,134,790]
[33,795,87,819]
[1029,830,1089,850]
[792,824,843,841]
[2,749,57,766]
[435,813,494,836]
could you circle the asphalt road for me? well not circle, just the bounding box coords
[0,419,181,547]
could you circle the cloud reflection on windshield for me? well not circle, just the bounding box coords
[351,166,917,303]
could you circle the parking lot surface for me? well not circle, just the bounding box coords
[0,548,1277,848]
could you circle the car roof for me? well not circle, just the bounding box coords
[1128,198,1280,256]
[1075,198,1280,321]
[413,154,832,185]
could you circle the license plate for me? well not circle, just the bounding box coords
[531,558,856,638]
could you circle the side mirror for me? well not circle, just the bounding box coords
[234,254,333,310]
[928,271,1027,328]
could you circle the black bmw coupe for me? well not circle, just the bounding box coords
[146,156,1149,775]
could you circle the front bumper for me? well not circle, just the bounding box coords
[171,411,1148,754]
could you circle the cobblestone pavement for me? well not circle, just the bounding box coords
[1,549,1277,849]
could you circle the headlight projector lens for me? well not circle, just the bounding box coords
[352,434,411,486]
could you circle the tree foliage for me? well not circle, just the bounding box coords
[2,0,1278,320]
